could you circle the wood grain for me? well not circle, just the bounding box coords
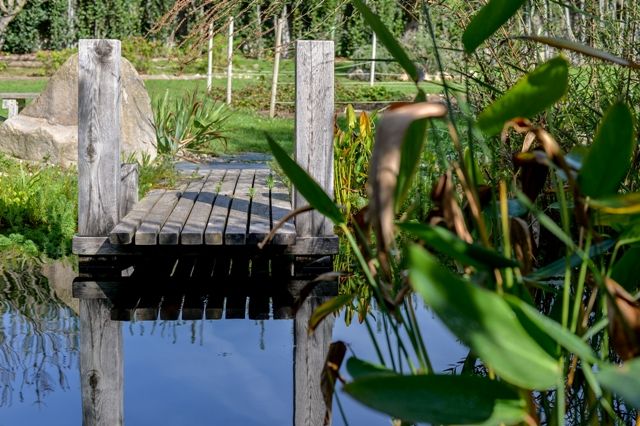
[224,169,254,245]
[109,189,164,244]
[270,174,297,245]
[135,188,183,245]
[119,163,138,219]
[248,169,272,244]
[182,170,226,245]
[159,180,204,245]
[295,40,335,238]
[294,296,335,426]
[78,39,121,237]
[205,169,240,245]
[79,299,123,426]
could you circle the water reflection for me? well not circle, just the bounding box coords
[0,257,465,426]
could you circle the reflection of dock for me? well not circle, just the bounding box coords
[73,39,338,426]
[73,256,337,321]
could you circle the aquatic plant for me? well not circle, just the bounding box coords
[269,0,640,424]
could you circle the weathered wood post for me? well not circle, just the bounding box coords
[78,39,124,426]
[294,40,335,238]
[293,40,336,426]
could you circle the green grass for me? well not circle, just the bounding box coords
[224,109,293,154]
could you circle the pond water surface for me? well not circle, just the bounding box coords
[1,260,465,426]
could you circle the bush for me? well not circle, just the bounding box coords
[154,90,230,160]
[36,48,76,76]
[0,155,77,258]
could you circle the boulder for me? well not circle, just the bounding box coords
[0,54,157,167]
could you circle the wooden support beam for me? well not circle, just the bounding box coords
[78,39,121,237]
[295,40,335,238]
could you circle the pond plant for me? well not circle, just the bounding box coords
[269,0,640,424]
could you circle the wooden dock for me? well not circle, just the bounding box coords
[73,39,338,426]
[72,38,337,260]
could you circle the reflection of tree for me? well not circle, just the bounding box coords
[0,259,79,407]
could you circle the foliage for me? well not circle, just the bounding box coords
[35,48,76,76]
[2,0,72,53]
[269,1,640,424]
[154,90,230,160]
[0,155,77,259]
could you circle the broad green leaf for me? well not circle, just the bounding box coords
[462,0,527,53]
[589,192,640,215]
[527,239,615,280]
[505,296,599,364]
[611,247,640,293]
[346,357,395,380]
[409,245,561,389]
[344,374,528,425]
[514,36,640,68]
[579,102,635,198]
[597,358,640,409]
[308,294,353,332]
[266,135,345,225]
[399,223,519,269]
[477,57,569,136]
[351,0,418,82]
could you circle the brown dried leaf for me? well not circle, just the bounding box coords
[510,217,535,274]
[368,102,447,259]
[606,278,640,360]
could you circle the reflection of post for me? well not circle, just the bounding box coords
[294,296,335,426]
[80,299,124,426]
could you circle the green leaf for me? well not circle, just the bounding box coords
[505,296,599,364]
[579,102,635,198]
[597,358,640,409]
[409,245,561,389]
[351,0,418,82]
[344,374,528,425]
[514,36,640,68]
[462,0,527,53]
[266,135,345,225]
[527,239,615,280]
[346,357,396,380]
[611,247,640,293]
[399,223,519,269]
[477,57,569,136]
[589,192,640,215]
[308,294,353,332]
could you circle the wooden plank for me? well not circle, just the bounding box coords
[248,170,272,245]
[159,180,204,245]
[109,189,165,245]
[205,169,240,245]
[285,236,339,255]
[79,299,123,426]
[182,170,226,245]
[270,174,296,245]
[119,163,138,219]
[295,40,335,238]
[135,189,183,245]
[224,169,255,245]
[78,39,121,238]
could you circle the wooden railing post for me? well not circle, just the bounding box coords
[294,40,335,238]
[78,39,121,237]
[78,39,124,426]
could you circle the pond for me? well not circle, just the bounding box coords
[1,259,465,426]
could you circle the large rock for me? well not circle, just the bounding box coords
[0,54,157,166]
